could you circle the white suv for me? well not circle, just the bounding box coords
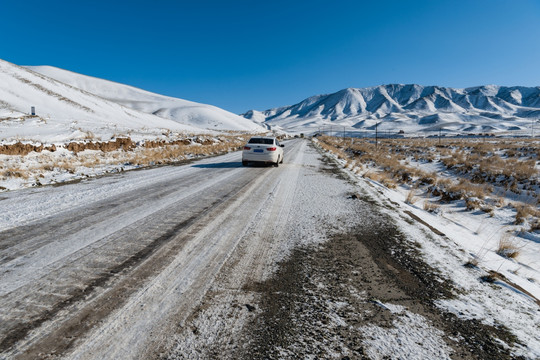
[242,137,284,167]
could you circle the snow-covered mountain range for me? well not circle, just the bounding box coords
[243,85,540,136]
[0,59,262,144]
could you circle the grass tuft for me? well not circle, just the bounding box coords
[405,189,417,204]
[423,201,440,213]
[496,235,520,259]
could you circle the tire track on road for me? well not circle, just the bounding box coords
[0,156,268,358]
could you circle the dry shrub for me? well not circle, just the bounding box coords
[318,139,348,160]
[57,161,76,174]
[514,204,535,225]
[3,169,30,179]
[41,164,55,171]
[530,218,540,232]
[423,201,440,213]
[418,172,437,185]
[496,235,520,259]
[405,189,417,204]
[493,197,505,208]
[381,176,397,189]
[448,179,490,200]
[464,258,479,268]
[79,155,101,168]
[363,171,382,181]
[124,135,248,166]
[465,198,482,211]
[481,205,494,216]
[317,136,539,215]
[508,159,538,181]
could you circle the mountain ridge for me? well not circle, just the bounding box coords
[243,84,540,135]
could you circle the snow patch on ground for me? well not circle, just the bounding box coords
[361,303,452,360]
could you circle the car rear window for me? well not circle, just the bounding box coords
[248,138,274,144]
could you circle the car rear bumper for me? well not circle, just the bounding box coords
[242,152,279,163]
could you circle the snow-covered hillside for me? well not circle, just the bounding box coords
[0,59,209,143]
[243,85,540,136]
[26,65,263,133]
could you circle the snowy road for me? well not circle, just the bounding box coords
[1,139,536,359]
[0,139,298,357]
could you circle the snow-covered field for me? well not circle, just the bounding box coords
[314,137,540,357]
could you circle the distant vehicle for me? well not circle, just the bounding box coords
[242,136,284,167]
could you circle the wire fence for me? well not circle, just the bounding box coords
[311,126,539,140]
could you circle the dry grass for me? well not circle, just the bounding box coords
[315,135,540,232]
[496,235,521,259]
[465,198,482,211]
[529,218,540,232]
[423,201,440,213]
[405,189,417,204]
[363,171,397,188]
[514,204,538,225]
[464,258,479,268]
[0,134,254,187]
[1,169,30,179]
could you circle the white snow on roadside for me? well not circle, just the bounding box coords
[361,304,452,360]
[317,142,540,359]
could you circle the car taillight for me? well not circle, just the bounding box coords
[267,147,277,151]
[244,146,251,150]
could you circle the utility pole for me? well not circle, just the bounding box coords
[533,119,540,138]
[375,122,380,149]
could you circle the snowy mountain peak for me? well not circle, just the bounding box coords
[243,84,540,135]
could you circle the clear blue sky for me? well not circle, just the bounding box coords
[2,0,540,113]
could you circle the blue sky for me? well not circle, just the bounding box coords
[2,0,540,113]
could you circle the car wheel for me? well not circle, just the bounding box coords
[242,160,248,166]
[274,157,280,167]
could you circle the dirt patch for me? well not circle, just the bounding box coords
[66,138,134,153]
[144,139,192,148]
[0,138,134,155]
[0,142,57,155]
[238,214,522,359]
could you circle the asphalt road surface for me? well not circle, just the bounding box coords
[0,139,519,359]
